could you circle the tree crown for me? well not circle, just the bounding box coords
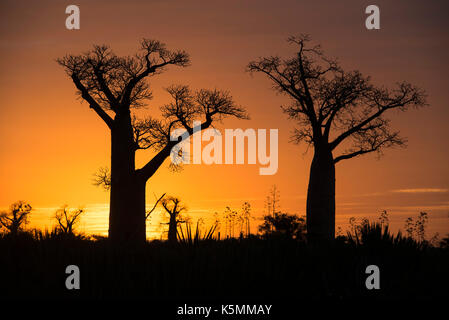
[247,35,427,163]
[57,39,190,112]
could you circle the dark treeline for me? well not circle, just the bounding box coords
[1,200,449,299]
[0,227,448,300]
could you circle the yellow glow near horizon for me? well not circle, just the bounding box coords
[0,1,448,239]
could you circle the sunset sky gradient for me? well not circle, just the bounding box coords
[1,0,448,238]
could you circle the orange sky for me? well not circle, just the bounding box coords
[0,0,448,237]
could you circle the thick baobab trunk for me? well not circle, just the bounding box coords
[108,114,147,244]
[109,176,146,243]
[167,213,178,243]
[306,143,336,244]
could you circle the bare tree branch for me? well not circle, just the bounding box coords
[57,39,189,122]
[145,193,166,220]
[120,39,190,108]
[136,85,248,180]
[55,205,84,234]
[248,35,427,162]
[93,167,111,190]
[0,201,32,234]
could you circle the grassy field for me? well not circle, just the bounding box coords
[0,228,448,301]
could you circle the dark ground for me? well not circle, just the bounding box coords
[1,232,448,302]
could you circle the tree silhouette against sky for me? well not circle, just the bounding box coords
[54,205,84,235]
[248,35,427,244]
[58,39,248,244]
[0,201,32,236]
[161,196,187,243]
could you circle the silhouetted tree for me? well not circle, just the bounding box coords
[54,205,84,235]
[248,35,427,243]
[58,39,248,243]
[259,212,306,240]
[93,167,111,190]
[0,201,32,236]
[94,169,168,222]
[161,196,187,243]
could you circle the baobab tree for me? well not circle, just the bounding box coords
[58,39,248,243]
[0,201,32,236]
[54,205,84,235]
[248,35,427,243]
[161,196,187,243]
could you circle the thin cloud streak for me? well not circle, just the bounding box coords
[392,188,449,194]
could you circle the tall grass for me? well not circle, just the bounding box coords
[345,222,422,249]
[0,220,448,300]
[177,221,217,245]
